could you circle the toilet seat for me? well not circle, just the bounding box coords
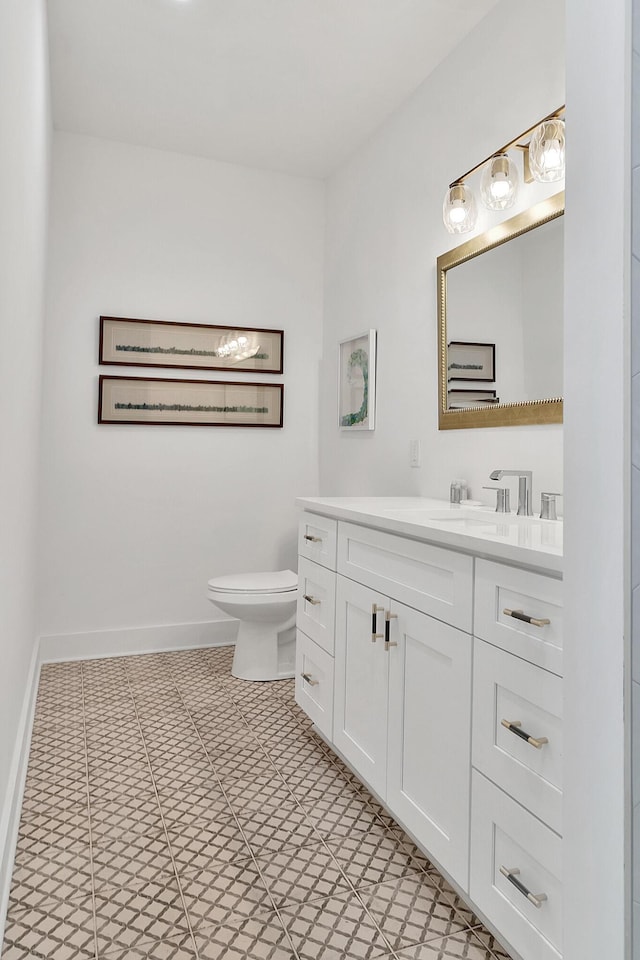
[207,569,297,595]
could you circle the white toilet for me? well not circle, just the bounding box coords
[207,569,297,681]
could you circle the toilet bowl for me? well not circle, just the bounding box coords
[207,570,297,681]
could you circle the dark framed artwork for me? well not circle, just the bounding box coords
[98,376,284,427]
[447,389,499,410]
[99,317,284,374]
[447,341,495,382]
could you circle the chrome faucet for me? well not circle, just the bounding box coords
[489,469,533,516]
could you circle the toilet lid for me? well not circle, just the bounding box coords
[207,569,298,594]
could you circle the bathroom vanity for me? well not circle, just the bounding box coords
[295,497,563,960]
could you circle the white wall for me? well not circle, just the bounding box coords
[320,0,564,506]
[563,0,630,957]
[447,240,526,406]
[522,220,564,401]
[39,133,324,638]
[0,0,50,905]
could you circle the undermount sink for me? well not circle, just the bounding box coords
[379,507,555,527]
[412,511,496,526]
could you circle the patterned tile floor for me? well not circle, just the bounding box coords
[2,646,513,960]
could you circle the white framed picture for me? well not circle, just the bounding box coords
[338,330,376,431]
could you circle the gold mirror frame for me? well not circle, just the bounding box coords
[438,192,564,430]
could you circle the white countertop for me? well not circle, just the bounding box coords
[296,496,563,576]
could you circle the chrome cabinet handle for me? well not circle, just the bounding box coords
[371,603,384,643]
[501,719,549,749]
[503,608,550,628]
[499,866,548,908]
[303,534,322,543]
[303,594,321,605]
[300,672,319,686]
[384,611,398,650]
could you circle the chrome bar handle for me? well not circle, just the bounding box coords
[499,866,548,908]
[303,594,321,605]
[303,534,322,543]
[501,719,549,750]
[300,672,319,686]
[384,611,398,650]
[371,604,384,643]
[503,608,550,628]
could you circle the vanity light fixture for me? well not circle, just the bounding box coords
[442,106,565,233]
[443,182,478,235]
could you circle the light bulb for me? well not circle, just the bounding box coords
[443,183,477,235]
[480,154,519,211]
[529,118,565,183]
[490,179,510,200]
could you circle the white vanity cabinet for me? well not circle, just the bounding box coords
[295,500,564,960]
[298,512,474,890]
[333,572,472,885]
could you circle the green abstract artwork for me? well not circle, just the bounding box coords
[339,331,376,431]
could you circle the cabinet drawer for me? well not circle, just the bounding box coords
[473,640,562,834]
[297,558,336,655]
[298,513,337,570]
[295,631,334,740]
[471,771,562,960]
[474,559,563,675]
[337,521,473,632]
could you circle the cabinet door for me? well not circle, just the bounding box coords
[333,575,389,797]
[387,600,472,890]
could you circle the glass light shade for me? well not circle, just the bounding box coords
[529,118,565,182]
[443,183,477,235]
[480,154,519,210]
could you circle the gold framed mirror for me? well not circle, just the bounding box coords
[438,192,564,430]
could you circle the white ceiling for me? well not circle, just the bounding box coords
[47,0,500,179]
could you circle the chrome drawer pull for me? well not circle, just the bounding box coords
[303,534,322,543]
[384,611,398,650]
[303,594,321,606]
[500,866,548,908]
[300,672,319,686]
[503,608,551,628]
[501,719,549,749]
[371,603,384,643]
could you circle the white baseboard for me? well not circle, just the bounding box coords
[0,640,41,947]
[0,617,238,941]
[38,617,238,663]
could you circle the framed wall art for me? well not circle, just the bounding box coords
[339,330,376,431]
[447,389,499,410]
[98,376,283,427]
[99,317,284,374]
[447,341,495,382]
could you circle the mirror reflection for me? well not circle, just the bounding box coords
[446,217,563,408]
[438,193,564,429]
